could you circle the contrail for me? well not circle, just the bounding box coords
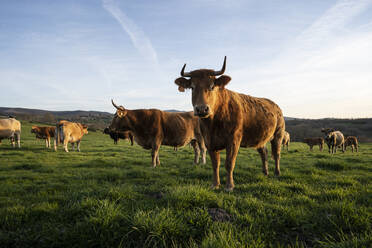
[295,0,372,50]
[102,0,158,65]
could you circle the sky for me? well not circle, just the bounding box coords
[0,0,372,118]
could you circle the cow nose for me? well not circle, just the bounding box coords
[195,105,210,116]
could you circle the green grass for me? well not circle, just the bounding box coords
[0,122,371,247]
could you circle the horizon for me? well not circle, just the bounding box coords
[1,105,372,120]
[1,0,372,118]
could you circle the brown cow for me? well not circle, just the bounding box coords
[321,128,345,154]
[282,131,290,151]
[344,136,358,153]
[103,127,134,145]
[0,117,21,148]
[31,126,55,148]
[54,120,88,152]
[174,57,285,191]
[109,100,206,167]
[303,137,324,151]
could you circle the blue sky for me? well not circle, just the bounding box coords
[0,0,371,118]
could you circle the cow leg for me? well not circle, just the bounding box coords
[151,144,160,167]
[356,144,358,153]
[63,136,69,152]
[45,139,48,148]
[310,145,313,151]
[77,141,81,152]
[196,134,207,164]
[257,146,269,176]
[129,134,134,146]
[200,142,207,165]
[156,153,160,166]
[208,150,221,189]
[54,136,57,151]
[10,137,15,148]
[71,143,75,151]
[15,133,20,148]
[190,140,200,165]
[47,137,51,148]
[271,132,283,176]
[225,142,240,191]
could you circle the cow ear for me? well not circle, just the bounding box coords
[117,109,127,118]
[175,77,191,92]
[214,75,231,89]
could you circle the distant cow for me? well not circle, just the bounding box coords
[344,136,358,153]
[321,128,345,154]
[103,127,134,145]
[54,120,88,152]
[282,131,290,151]
[109,100,206,167]
[31,126,55,148]
[174,57,285,191]
[0,117,21,148]
[303,137,324,151]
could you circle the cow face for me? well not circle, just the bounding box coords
[109,100,131,132]
[31,126,38,134]
[175,57,231,118]
[82,124,88,134]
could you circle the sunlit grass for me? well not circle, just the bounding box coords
[0,122,371,247]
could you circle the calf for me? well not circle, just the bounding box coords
[31,126,55,148]
[174,57,285,191]
[344,136,358,153]
[303,137,324,151]
[321,129,345,154]
[282,131,290,151]
[0,117,21,148]
[54,120,88,152]
[103,127,134,145]
[109,100,206,167]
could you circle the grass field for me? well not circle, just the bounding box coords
[0,122,371,248]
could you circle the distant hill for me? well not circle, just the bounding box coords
[0,107,113,131]
[286,118,372,142]
[1,107,371,141]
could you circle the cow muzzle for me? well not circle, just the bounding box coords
[194,105,211,118]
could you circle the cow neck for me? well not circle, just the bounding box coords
[124,109,137,132]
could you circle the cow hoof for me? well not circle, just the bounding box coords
[210,184,220,190]
[224,187,234,192]
[275,171,280,176]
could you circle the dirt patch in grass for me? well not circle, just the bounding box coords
[208,208,232,222]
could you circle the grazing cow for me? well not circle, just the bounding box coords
[321,128,345,154]
[54,120,88,152]
[303,137,324,151]
[174,57,285,191]
[344,136,358,153]
[31,126,55,148]
[0,117,21,148]
[109,100,206,167]
[282,131,290,151]
[103,127,134,145]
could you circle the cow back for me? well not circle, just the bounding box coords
[0,118,21,138]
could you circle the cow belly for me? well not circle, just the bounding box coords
[0,130,14,138]
[162,136,192,148]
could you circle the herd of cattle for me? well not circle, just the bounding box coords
[0,57,360,191]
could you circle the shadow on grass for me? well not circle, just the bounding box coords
[314,160,345,171]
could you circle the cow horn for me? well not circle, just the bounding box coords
[213,56,226,76]
[181,64,192,77]
[111,99,122,110]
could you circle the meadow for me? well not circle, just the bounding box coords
[0,122,371,248]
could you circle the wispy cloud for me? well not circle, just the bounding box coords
[231,0,372,118]
[102,0,158,65]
